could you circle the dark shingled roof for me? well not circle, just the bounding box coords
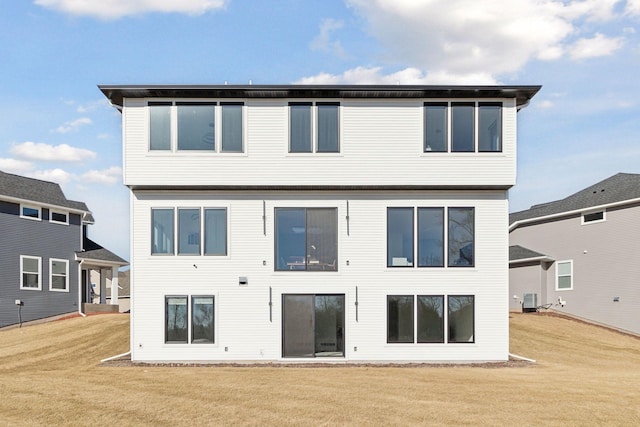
[509,245,552,262]
[76,237,128,265]
[510,173,640,225]
[0,170,93,221]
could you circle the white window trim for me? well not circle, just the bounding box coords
[581,209,606,225]
[49,258,69,292]
[556,260,573,291]
[20,204,42,221]
[287,101,342,155]
[49,210,69,225]
[20,255,42,290]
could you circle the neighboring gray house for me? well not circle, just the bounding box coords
[0,171,128,327]
[509,173,640,334]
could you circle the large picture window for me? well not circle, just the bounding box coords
[448,295,475,343]
[20,255,41,290]
[165,296,188,343]
[152,209,175,255]
[49,258,69,292]
[177,103,215,151]
[289,102,340,153]
[275,208,337,271]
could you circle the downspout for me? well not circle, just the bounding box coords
[101,351,131,363]
[509,352,536,363]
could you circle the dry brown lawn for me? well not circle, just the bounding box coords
[1,313,639,426]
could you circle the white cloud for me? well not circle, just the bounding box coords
[35,0,227,19]
[537,100,555,109]
[77,99,109,113]
[29,168,74,185]
[11,141,97,162]
[54,117,93,134]
[626,0,640,16]
[0,158,34,174]
[310,18,347,58]
[81,167,122,185]
[568,33,624,59]
[295,66,497,85]
[343,0,626,81]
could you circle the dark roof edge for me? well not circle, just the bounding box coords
[127,184,512,192]
[99,84,541,108]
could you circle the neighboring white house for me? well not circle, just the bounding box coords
[100,84,540,363]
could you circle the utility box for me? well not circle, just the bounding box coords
[522,293,538,313]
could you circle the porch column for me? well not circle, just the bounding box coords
[110,266,119,305]
[100,268,107,304]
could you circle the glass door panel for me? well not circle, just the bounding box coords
[283,295,315,357]
[314,295,344,357]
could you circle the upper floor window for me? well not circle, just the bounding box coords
[149,101,244,153]
[289,102,340,153]
[50,258,69,292]
[424,102,502,153]
[50,210,68,225]
[582,210,605,224]
[275,207,337,271]
[20,205,41,220]
[387,207,474,268]
[20,255,41,290]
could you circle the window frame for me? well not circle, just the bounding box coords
[49,210,69,225]
[387,207,415,268]
[151,208,175,255]
[423,101,503,154]
[203,208,228,256]
[288,101,341,154]
[447,295,475,344]
[148,101,245,154]
[417,295,445,343]
[177,207,201,256]
[165,295,189,344]
[49,258,69,292]
[20,255,42,291]
[556,260,573,291]
[582,210,606,225]
[447,207,475,268]
[387,295,415,344]
[20,204,41,221]
[191,295,215,344]
[274,207,338,272]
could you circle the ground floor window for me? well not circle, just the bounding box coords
[20,255,41,290]
[387,294,473,344]
[49,258,69,291]
[165,295,215,344]
[282,294,344,358]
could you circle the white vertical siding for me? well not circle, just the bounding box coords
[130,190,509,362]
[122,99,517,188]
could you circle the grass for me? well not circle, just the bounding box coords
[1,313,639,426]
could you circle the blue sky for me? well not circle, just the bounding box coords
[2,0,640,261]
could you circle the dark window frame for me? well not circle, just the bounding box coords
[165,295,189,344]
[447,295,475,344]
[417,295,445,343]
[387,207,415,268]
[151,208,175,255]
[191,295,215,344]
[289,102,341,154]
[478,102,503,152]
[424,102,448,152]
[387,295,415,344]
[176,102,217,151]
[274,207,338,272]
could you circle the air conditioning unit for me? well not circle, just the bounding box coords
[522,293,538,313]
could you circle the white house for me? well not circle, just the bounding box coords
[100,84,540,363]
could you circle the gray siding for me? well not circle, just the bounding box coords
[0,202,81,327]
[510,204,640,334]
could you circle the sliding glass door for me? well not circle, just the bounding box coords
[282,294,344,358]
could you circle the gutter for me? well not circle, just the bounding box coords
[509,255,554,266]
[509,196,640,231]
